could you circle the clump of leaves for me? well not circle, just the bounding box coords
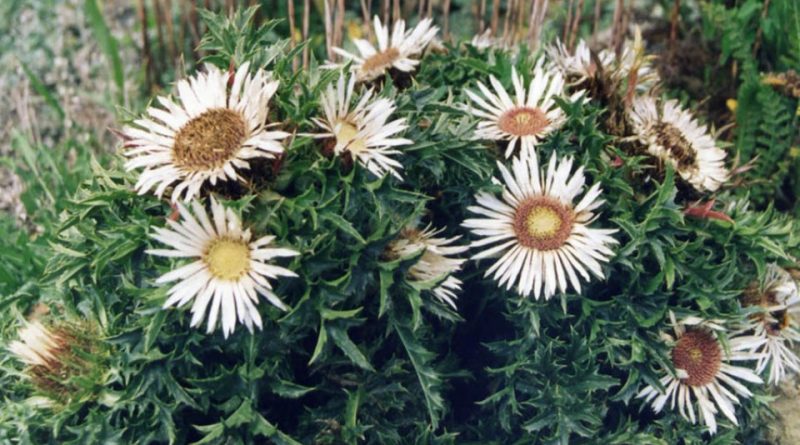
[1,5,799,445]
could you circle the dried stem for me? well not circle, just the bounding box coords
[514,0,526,42]
[592,0,602,40]
[752,0,772,58]
[392,0,400,22]
[382,0,390,23]
[360,0,372,39]
[502,0,515,43]
[490,0,501,34]
[136,0,154,91]
[669,0,680,51]
[184,0,201,52]
[568,0,584,50]
[528,0,548,46]
[611,0,625,56]
[334,0,345,50]
[478,0,487,32]
[287,0,298,71]
[563,0,574,43]
[443,0,452,39]
[323,0,334,60]
[302,0,310,68]
[151,0,167,73]
[162,0,178,64]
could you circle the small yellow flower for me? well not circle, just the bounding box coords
[347,20,363,40]
[789,146,800,158]
[726,99,738,112]
[762,73,787,87]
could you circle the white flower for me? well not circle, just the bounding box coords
[637,312,765,435]
[547,38,658,90]
[469,30,509,51]
[123,62,289,201]
[147,198,299,338]
[739,264,800,385]
[629,97,729,192]
[386,225,469,309]
[8,321,62,368]
[310,73,411,179]
[547,39,615,82]
[328,16,438,82]
[462,153,618,299]
[464,65,582,159]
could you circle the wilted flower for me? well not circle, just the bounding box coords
[385,225,469,309]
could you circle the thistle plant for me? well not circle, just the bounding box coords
[1,4,799,445]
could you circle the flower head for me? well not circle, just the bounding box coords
[9,320,104,402]
[464,65,582,159]
[385,225,469,309]
[328,16,438,82]
[147,198,299,338]
[637,312,764,435]
[462,153,618,299]
[739,264,800,385]
[310,73,411,179]
[547,39,615,83]
[123,62,289,201]
[9,321,64,369]
[629,97,729,192]
[547,37,658,90]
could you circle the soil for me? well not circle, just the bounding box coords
[768,375,800,444]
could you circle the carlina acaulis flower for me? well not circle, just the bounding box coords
[327,16,439,82]
[147,197,299,338]
[637,312,764,435]
[309,73,411,180]
[385,225,469,309]
[738,264,800,385]
[464,63,583,159]
[462,152,618,300]
[628,96,729,193]
[9,320,105,403]
[123,62,289,202]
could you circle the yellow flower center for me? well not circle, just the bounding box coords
[173,108,247,171]
[361,47,401,75]
[526,205,563,239]
[513,197,575,250]
[335,121,367,154]
[205,238,251,280]
[497,107,550,137]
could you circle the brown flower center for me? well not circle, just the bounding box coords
[173,108,247,171]
[671,329,722,387]
[361,47,401,74]
[498,107,550,137]
[205,238,251,280]
[513,196,575,250]
[653,122,696,169]
[741,283,793,335]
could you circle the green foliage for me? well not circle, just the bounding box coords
[1,4,800,445]
[702,0,800,214]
